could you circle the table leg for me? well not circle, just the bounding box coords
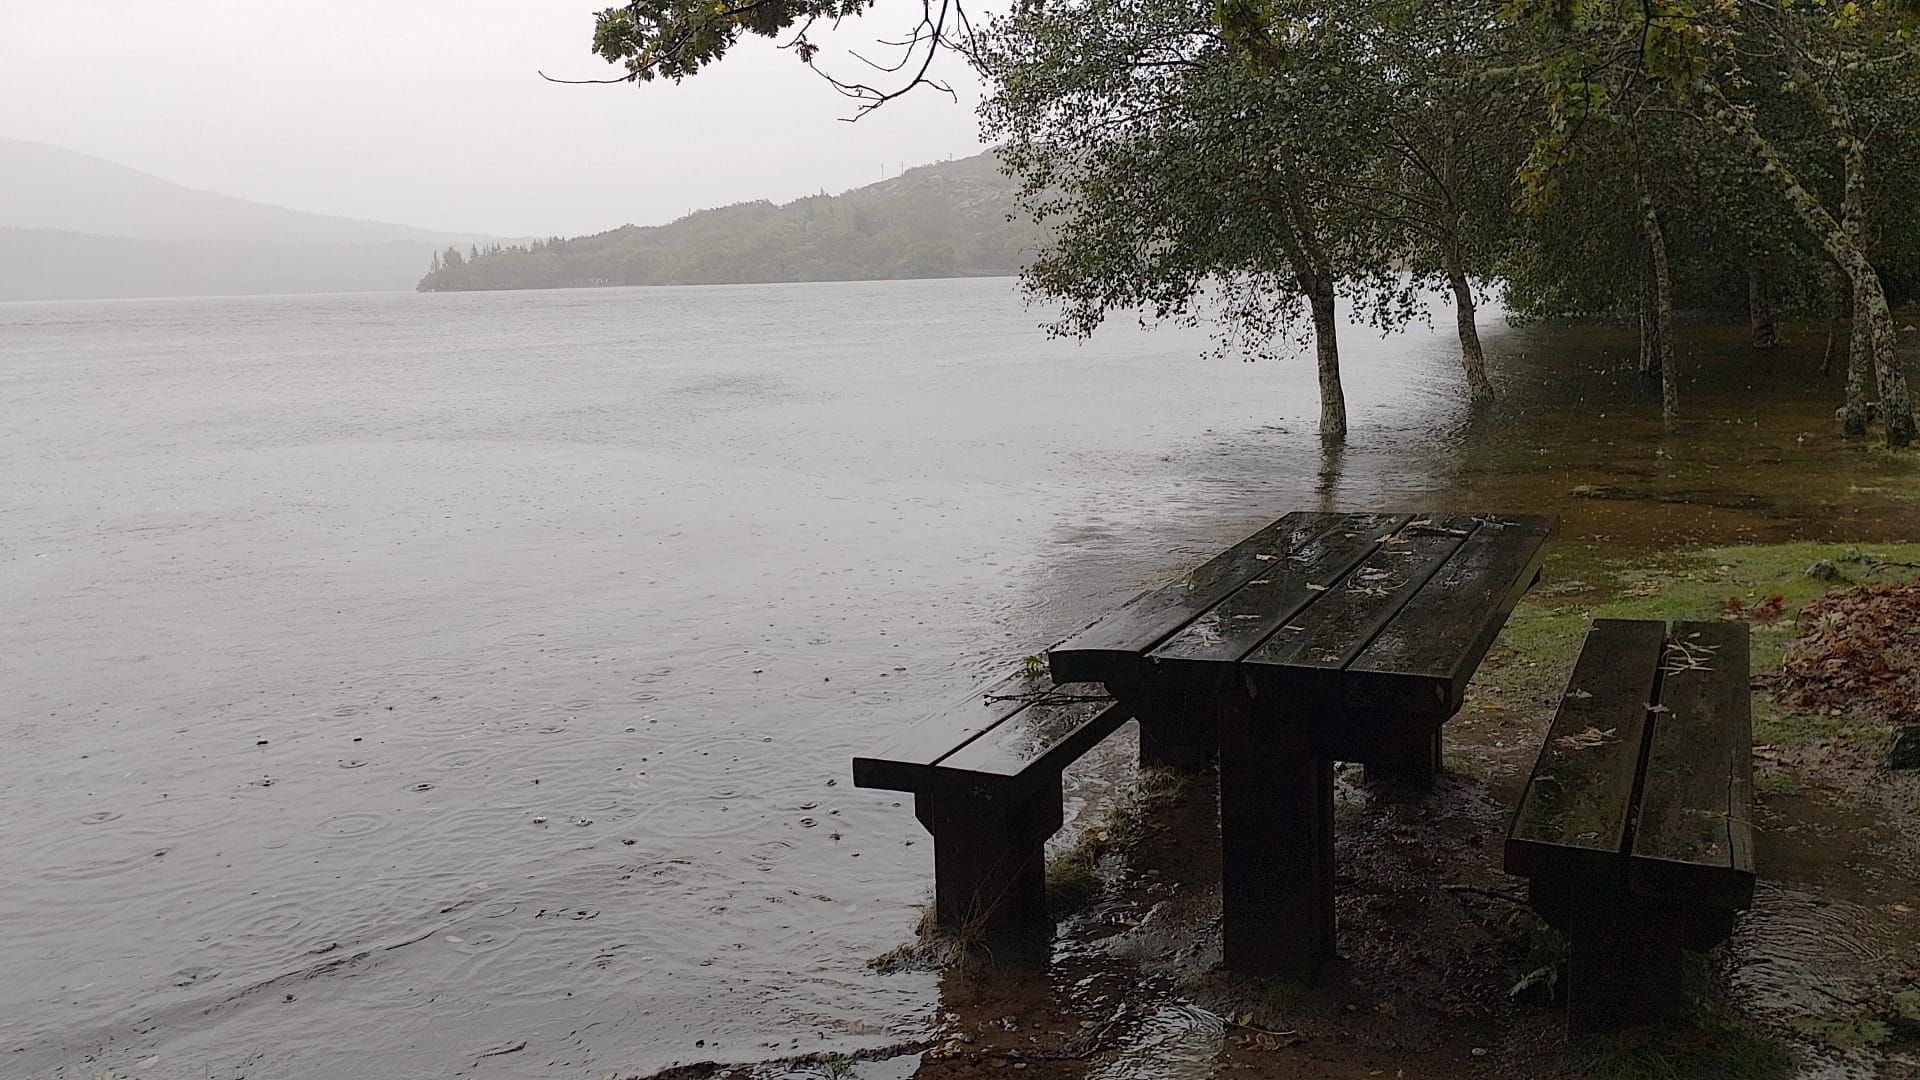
[1129,680,1216,772]
[1364,725,1443,786]
[1217,685,1335,980]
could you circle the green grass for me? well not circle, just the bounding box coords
[1045,767,1190,914]
[1480,540,1920,747]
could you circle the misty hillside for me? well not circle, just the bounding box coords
[418,151,1043,291]
[0,227,450,302]
[0,138,472,245]
[0,139,496,301]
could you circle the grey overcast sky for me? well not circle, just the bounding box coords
[0,1,989,237]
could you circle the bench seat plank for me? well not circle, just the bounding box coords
[935,685,1129,797]
[851,671,1037,792]
[1149,513,1409,673]
[1046,511,1351,684]
[1504,619,1667,879]
[1346,515,1556,716]
[1630,620,1756,908]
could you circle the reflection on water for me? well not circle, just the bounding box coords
[1,283,1915,1078]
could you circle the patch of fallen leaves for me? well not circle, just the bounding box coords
[1776,583,1920,724]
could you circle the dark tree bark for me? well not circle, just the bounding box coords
[1747,263,1778,350]
[1308,286,1348,442]
[1637,184,1679,433]
[1822,261,1848,379]
[1638,257,1661,383]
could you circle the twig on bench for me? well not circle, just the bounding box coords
[984,691,1113,706]
[1441,883,1528,906]
[1661,639,1721,675]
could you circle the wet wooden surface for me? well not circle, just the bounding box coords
[852,674,1119,796]
[1506,617,1756,1032]
[1045,510,1556,977]
[1505,619,1667,879]
[1630,619,1756,907]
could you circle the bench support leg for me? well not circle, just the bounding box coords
[1218,688,1335,980]
[1566,885,1688,1034]
[1132,681,1217,772]
[1364,727,1443,786]
[914,776,1063,957]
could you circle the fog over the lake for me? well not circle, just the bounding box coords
[0,0,988,237]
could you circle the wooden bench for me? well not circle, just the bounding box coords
[852,670,1131,952]
[1505,619,1756,1033]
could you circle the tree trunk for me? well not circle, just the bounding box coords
[1822,261,1847,379]
[1859,276,1916,446]
[1845,278,1872,437]
[1747,263,1777,349]
[1715,98,1913,446]
[1637,188,1679,432]
[1442,241,1495,406]
[1638,254,1661,385]
[1308,287,1347,442]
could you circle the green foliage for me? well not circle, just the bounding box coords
[590,0,875,83]
[980,0,1433,358]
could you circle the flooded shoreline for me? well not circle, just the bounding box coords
[3,281,1917,1078]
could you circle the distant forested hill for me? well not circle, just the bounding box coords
[417,151,1041,291]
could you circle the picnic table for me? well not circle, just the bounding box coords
[1048,511,1555,978]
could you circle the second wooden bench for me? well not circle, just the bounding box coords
[1505,618,1756,1033]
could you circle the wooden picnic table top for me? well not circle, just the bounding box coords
[1048,511,1557,724]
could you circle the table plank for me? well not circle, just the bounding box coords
[1047,511,1358,684]
[1240,513,1481,705]
[1504,619,1666,878]
[1150,513,1410,674]
[1629,620,1755,908]
[1345,514,1555,715]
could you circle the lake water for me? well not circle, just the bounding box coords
[0,279,1494,1079]
[2,279,1912,1079]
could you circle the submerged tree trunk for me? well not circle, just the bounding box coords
[1637,187,1679,432]
[1442,241,1495,406]
[1822,261,1848,379]
[1748,263,1778,349]
[1638,254,1662,388]
[1308,287,1347,442]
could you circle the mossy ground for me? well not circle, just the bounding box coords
[1475,540,1920,751]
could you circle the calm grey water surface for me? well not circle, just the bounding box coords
[1,279,1481,1079]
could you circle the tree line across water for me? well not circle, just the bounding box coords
[418,152,1042,291]
[557,0,1920,446]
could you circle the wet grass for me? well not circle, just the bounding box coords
[1477,539,1920,748]
[1044,767,1190,915]
[1580,1014,1795,1080]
